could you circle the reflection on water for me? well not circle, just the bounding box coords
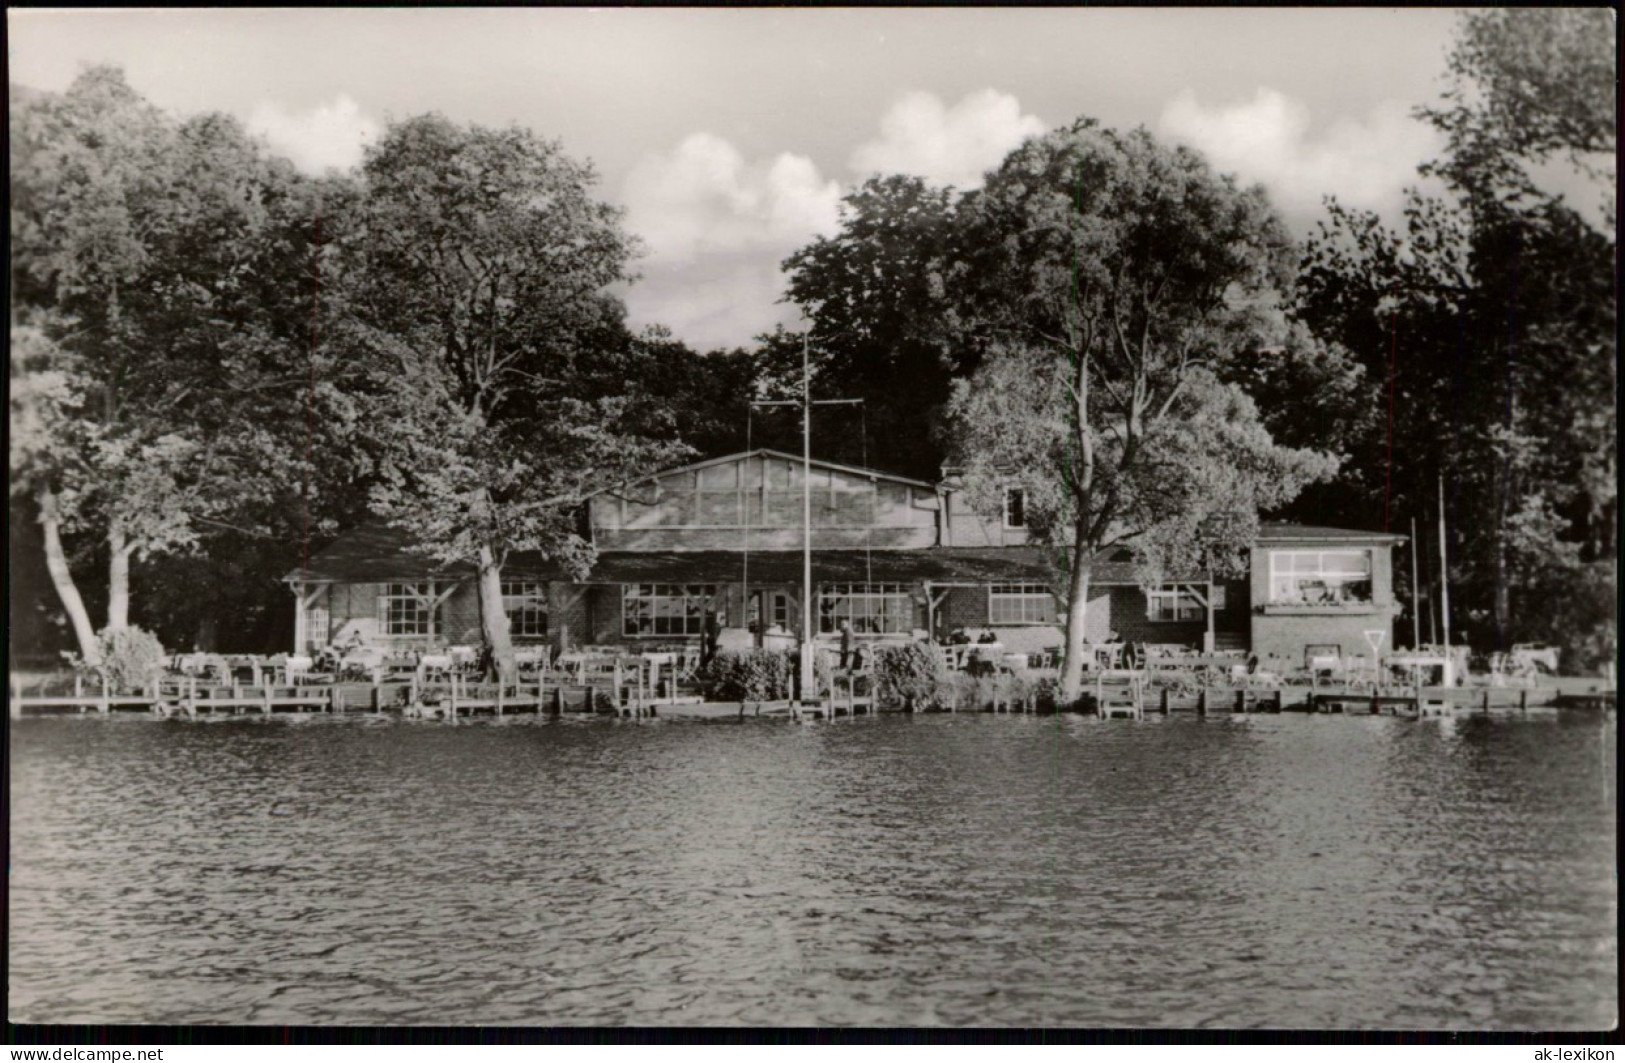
[8,712,1616,1028]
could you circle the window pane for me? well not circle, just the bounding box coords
[1322,551,1370,575]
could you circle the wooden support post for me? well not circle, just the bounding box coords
[1197,688,1207,716]
[1519,688,1528,712]
[99,675,110,715]
[1160,688,1170,714]
[1370,693,1380,715]
[263,684,273,714]
[1481,689,1491,712]
[1235,690,1246,714]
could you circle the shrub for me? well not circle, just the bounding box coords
[703,648,792,701]
[703,647,833,701]
[872,642,949,709]
[93,626,167,693]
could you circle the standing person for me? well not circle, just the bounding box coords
[701,611,721,669]
[839,618,854,672]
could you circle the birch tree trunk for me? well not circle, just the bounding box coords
[1060,522,1093,704]
[107,525,131,631]
[476,543,517,686]
[39,488,101,665]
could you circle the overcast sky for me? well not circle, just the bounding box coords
[11,8,1476,352]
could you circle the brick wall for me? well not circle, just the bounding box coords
[1093,579,1249,648]
[549,584,592,652]
[939,586,988,635]
[437,584,482,645]
[1250,610,1398,671]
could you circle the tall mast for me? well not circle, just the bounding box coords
[1410,516,1421,648]
[801,330,814,701]
[1438,472,1451,651]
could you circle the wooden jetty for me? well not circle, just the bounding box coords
[9,673,344,718]
[403,674,552,719]
[13,659,1610,725]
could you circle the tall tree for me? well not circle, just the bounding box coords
[1298,8,1615,664]
[1420,7,1615,213]
[9,321,101,662]
[944,121,1337,701]
[10,68,333,646]
[779,175,960,479]
[344,115,689,681]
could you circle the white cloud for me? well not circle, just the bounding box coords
[621,254,803,354]
[623,132,841,263]
[247,95,380,175]
[1157,87,1445,224]
[848,89,1045,190]
[621,133,842,349]
[620,91,1047,350]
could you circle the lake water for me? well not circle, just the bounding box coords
[8,711,1616,1029]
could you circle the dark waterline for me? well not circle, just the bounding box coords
[8,712,1617,1028]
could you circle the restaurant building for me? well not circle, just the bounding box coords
[283,449,1404,667]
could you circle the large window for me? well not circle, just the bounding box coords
[502,581,548,638]
[1003,487,1027,529]
[380,583,433,637]
[989,583,1056,624]
[1146,585,1203,622]
[623,584,716,637]
[819,583,913,634]
[1269,550,1372,605]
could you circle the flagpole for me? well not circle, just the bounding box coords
[1410,516,1421,649]
[801,330,815,702]
[1438,472,1453,683]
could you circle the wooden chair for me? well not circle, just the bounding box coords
[1095,669,1145,719]
[514,646,551,676]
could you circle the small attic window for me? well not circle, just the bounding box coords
[1003,487,1026,529]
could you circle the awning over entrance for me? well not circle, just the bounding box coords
[282,521,1134,587]
[583,548,1055,585]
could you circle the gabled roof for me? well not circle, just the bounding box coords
[603,448,942,494]
[284,523,573,584]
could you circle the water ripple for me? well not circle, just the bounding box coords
[9,712,1616,1028]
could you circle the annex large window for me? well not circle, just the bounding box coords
[501,581,548,639]
[818,583,912,634]
[1003,487,1027,529]
[1146,585,1204,622]
[623,584,716,637]
[988,583,1055,624]
[380,583,434,637]
[1269,550,1372,605]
